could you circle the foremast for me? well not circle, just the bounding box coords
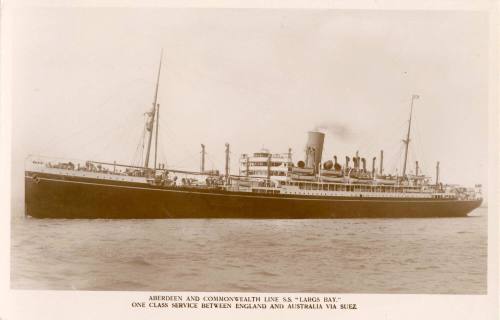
[402,94,419,179]
[144,50,163,169]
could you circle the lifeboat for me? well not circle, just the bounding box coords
[291,167,314,175]
[320,175,346,183]
[290,173,316,181]
[375,174,398,185]
[321,169,343,178]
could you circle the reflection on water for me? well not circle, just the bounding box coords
[11,208,487,293]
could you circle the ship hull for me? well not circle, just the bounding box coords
[25,172,482,219]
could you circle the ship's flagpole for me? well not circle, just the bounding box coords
[402,94,419,178]
[144,49,164,169]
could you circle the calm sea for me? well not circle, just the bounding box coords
[11,208,487,294]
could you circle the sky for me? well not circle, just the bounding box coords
[10,7,490,199]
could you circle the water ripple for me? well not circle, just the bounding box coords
[11,208,488,293]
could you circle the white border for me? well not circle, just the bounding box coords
[1,1,498,319]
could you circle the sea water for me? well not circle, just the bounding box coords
[11,208,487,294]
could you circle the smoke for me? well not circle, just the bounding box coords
[314,122,354,140]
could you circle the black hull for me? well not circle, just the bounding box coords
[25,172,482,219]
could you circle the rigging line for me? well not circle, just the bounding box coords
[365,116,408,144]
[138,130,146,168]
[376,121,414,164]
[200,153,222,173]
[81,106,142,154]
[156,130,176,164]
[167,151,203,170]
[407,115,421,175]
[381,98,420,129]
[156,128,186,163]
[110,126,140,160]
[408,148,417,175]
[410,119,424,171]
[41,107,145,157]
[413,113,428,175]
[84,113,145,162]
[155,126,201,169]
[143,50,163,169]
[205,150,224,166]
[38,94,149,155]
[131,125,143,166]
[204,152,222,171]
[153,128,168,166]
[354,137,403,170]
[132,129,143,162]
[386,143,405,174]
[157,130,168,163]
[87,123,139,162]
[383,140,408,163]
[356,118,411,157]
[158,144,168,167]
[391,149,404,175]
[159,126,201,161]
[356,104,412,149]
[131,123,147,166]
[80,117,143,160]
[363,100,418,151]
[139,119,148,166]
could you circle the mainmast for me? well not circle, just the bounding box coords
[153,101,160,170]
[402,94,419,178]
[144,50,163,169]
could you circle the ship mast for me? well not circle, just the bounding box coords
[402,94,419,178]
[144,50,163,169]
[154,101,160,170]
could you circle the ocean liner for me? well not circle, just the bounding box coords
[24,57,483,219]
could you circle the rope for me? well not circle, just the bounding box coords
[36,76,152,155]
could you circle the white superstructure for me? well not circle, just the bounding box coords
[239,149,293,181]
